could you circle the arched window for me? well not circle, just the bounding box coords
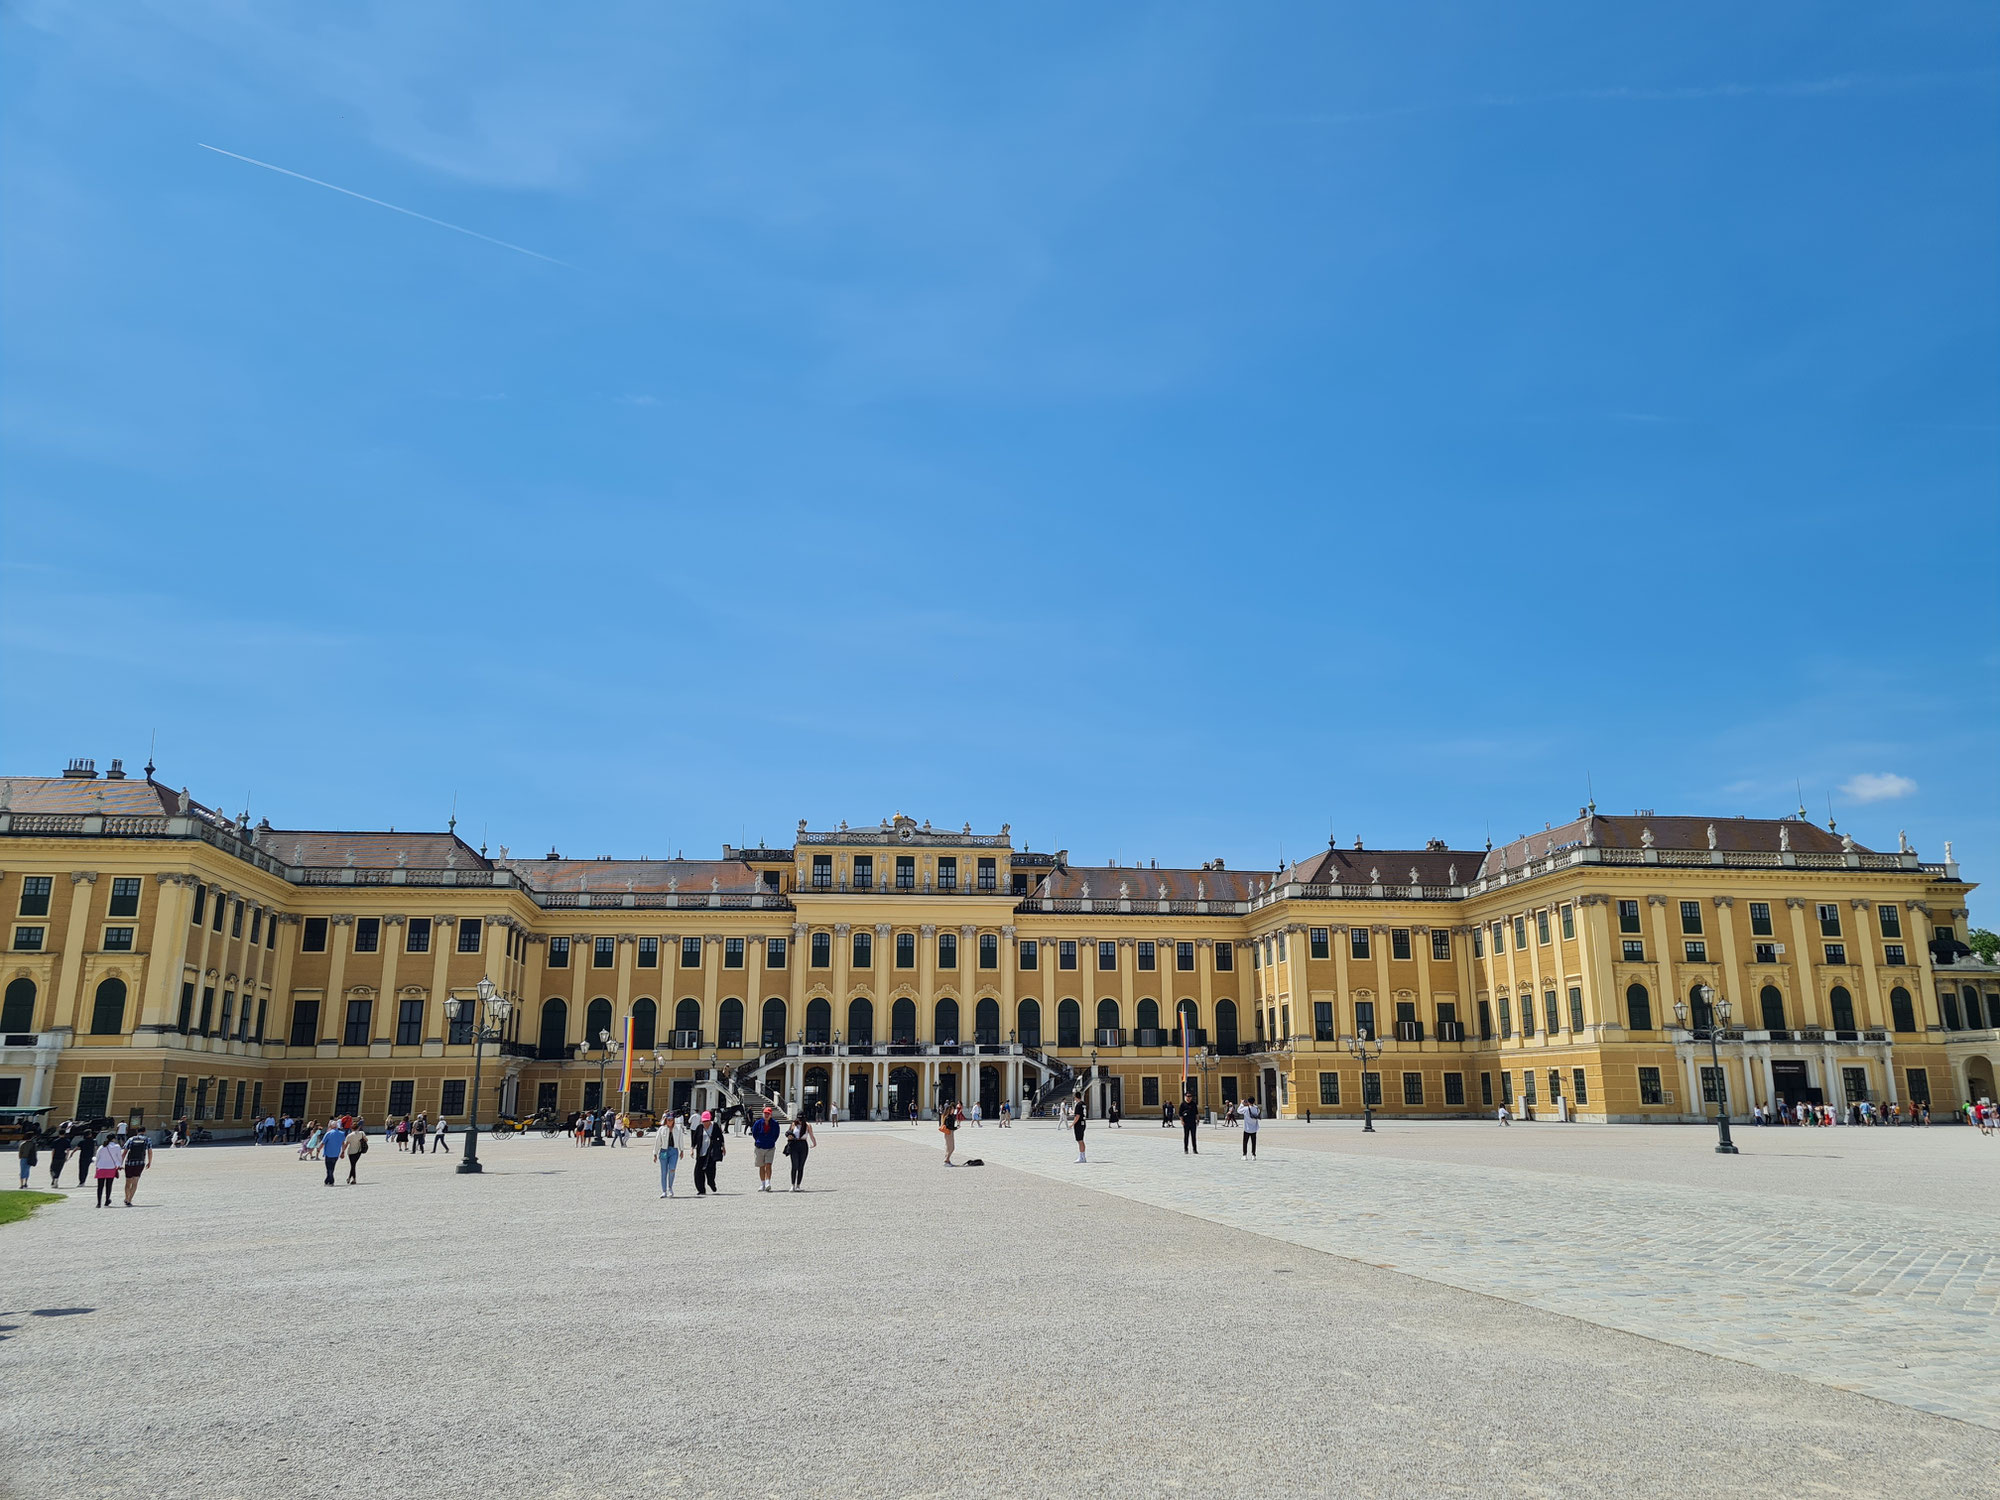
[891,997,917,1044]
[1759,985,1786,1033]
[847,997,874,1044]
[1829,986,1857,1033]
[1625,983,1652,1031]
[630,997,657,1052]
[934,998,960,1044]
[90,977,127,1036]
[538,998,569,1057]
[718,998,743,1048]
[1135,998,1159,1035]
[1,976,36,1033]
[805,997,831,1043]
[1889,986,1916,1033]
[1057,998,1081,1048]
[1017,998,1042,1048]
[585,997,613,1048]
[975,997,1000,1044]
[674,997,702,1038]
[1095,998,1120,1038]
[1215,997,1238,1047]
[1176,998,1199,1037]
[1689,984,1713,1032]
[761,997,787,1047]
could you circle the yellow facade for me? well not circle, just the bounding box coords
[2,762,1993,1133]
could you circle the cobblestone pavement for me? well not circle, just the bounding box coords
[910,1119,2000,1428]
[6,1129,1998,1500]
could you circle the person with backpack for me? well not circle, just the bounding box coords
[344,1117,368,1184]
[783,1114,817,1191]
[432,1114,451,1154]
[121,1130,153,1206]
[320,1119,348,1186]
[1073,1097,1089,1164]
[16,1131,38,1189]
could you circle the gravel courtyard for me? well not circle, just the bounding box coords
[4,1120,1998,1500]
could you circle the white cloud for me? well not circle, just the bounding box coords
[1841,773,1917,803]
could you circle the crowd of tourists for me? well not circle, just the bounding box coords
[1752,1100,1934,1126]
[14,1118,154,1206]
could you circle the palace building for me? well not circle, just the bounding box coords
[1,757,1992,1134]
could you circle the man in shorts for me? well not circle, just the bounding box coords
[748,1104,783,1192]
[121,1129,153,1206]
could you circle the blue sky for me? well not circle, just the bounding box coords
[3,4,1995,909]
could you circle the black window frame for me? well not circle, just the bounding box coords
[107,876,142,917]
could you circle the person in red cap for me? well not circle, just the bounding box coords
[690,1110,727,1196]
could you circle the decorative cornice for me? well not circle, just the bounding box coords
[70,870,98,885]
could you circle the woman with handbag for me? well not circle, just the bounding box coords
[783,1115,818,1191]
[939,1100,958,1166]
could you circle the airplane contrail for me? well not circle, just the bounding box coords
[197,143,569,267]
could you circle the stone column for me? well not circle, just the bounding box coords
[1853,899,1888,1030]
[1001,924,1017,1039]
[54,871,99,1032]
[873,924,892,1041]
[1712,896,1742,1023]
[788,923,808,1040]
[138,875,196,1031]
[324,917,354,1045]
[378,915,404,1042]
[919,925,937,1039]
[703,932,723,1043]
[1786,899,1820,1025]
[1647,895,1677,1033]
[268,915,301,1045]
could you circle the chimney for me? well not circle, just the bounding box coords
[62,757,97,779]
[106,759,126,781]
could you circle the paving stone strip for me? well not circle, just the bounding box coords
[908,1125,2000,1429]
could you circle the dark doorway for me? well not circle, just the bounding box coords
[1771,1060,1820,1107]
[804,1066,830,1120]
[979,1064,1000,1114]
[671,1079,693,1115]
[1261,1068,1279,1116]
[888,1066,918,1117]
[848,1072,871,1120]
[937,1070,959,1108]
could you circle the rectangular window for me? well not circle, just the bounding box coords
[1350,928,1370,960]
[1825,944,1847,965]
[1884,944,1906,966]
[1537,910,1552,945]
[1141,1076,1160,1108]
[1472,927,1484,958]
[1906,1068,1930,1105]
[396,998,422,1046]
[852,931,873,968]
[852,855,874,891]
[896,855,916,891]
[1618,900,1642,934]
[1754,943,1778,964]
[1012,873,1028,896]
[457,920,482,954]
[1684,940,1707,963]
[1318,1072,1340,1106]
[279,1080,308,1117]
[1638,1066,1664,1105]
[812,855,832,890]
[897,933,916,969]
[197,987,214,1033]
[302,917,328,952]
[12,926,45,952]
[1560,904,1575,940]
[108,877,142,917]
[1019,939,1038,970]
[681,937,703,968]
[288,1000,320,1047]
[1276,933,1288,963]
[1817,903,1842,937]
[978,933,998,970]
[440,1079,467,1115]
[548,937,571,968]
[1520,996,1534,1037]
[406,917,432,953]
[447,1001,472,1045]
[1391,928,1411,961]
[1176,941,1196,971]
[231,901,244,938]
[188,884,206,926]
[334,1080,362,1116]
[1477,1000,1493,1040]
[1214,942,1233,971]
[1621,939,1645,962]
[977,857,997,892]
[937,857,958,891]
[1878,904,1902,939]
[1568,987,1585,1032]
[1680,901,1703,935]
[1749,902,1774,936]
[1313,1000,1335,1042]
[102,926,135,951]
[592,936,615,969]
[1513,916,1528,949]
[1480,1072,1493,1106]
[1362,1072,1382,1107]
[1497,997,1513,1038]
[1572,1067,1587,1105]
[212,894,224,932]
[1544,993,1561,1034]
[1444,1072,1465,1106]
[1700,1065,1725,1104]
[1136,940,1156,972]
[1432,930,1452,962]
[1491,921,1505,953]
[343,998,372,1047]
[1354,1000,1376,1040]
[252,909,264,945]
[354,918,380,953]
[766,937,787,968]
[17,875,53,917]
[810,932,832,968]
[937,933,958,969]
[1097,940,1117,971]
[722,937,745,969]
[76,1075,111,1119]
[637,936,658,968]
[386,1079,414,1117]
[1522,1071,1537,1106]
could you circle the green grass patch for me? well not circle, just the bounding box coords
[0,1190,67,1227]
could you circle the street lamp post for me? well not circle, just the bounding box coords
[592,1030,621,1144]
[1346,1029,1382,1134]
[445,977,512,1176]
[643,1050,668,1121]
[1675,986,1739,1155]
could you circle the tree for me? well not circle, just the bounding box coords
[1969,928,2000,964]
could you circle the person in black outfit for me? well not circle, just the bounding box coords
[691,1111,726,1195]
[1179,1092,1199,1154]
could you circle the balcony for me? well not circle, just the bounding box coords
[669,1029,704,1050]
[1395,1020,1425,1043]
[1436,1021,1464,1043]
[1095,1028,1128,1047]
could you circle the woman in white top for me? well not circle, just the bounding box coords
[654,1114,688,1198]
[1240,1099,1261,1157]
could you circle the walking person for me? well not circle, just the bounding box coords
[433,1115,451,1154]
[1240,1097,1261,1157]
[320,1118,348,1186]
[691,1111,726,1196]
[48,1131,71,1188]
[1073,1096,1088,1164]
[17,1131,38,1189]
[654,1112,686,1198]
[748,1105,783,1192]
[121,1130,153,1206]
[940,1101,959,1166]
[411,1113,428,1155]
[74,1130,95,1187]
[1496,1103,1512,1126]
[1179,1090,1200,1154]
[92,1135,125,1207]
[784,1114,818,1190]
[344,1118,368,1184]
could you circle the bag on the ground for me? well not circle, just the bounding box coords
[965,1158,985,1167]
